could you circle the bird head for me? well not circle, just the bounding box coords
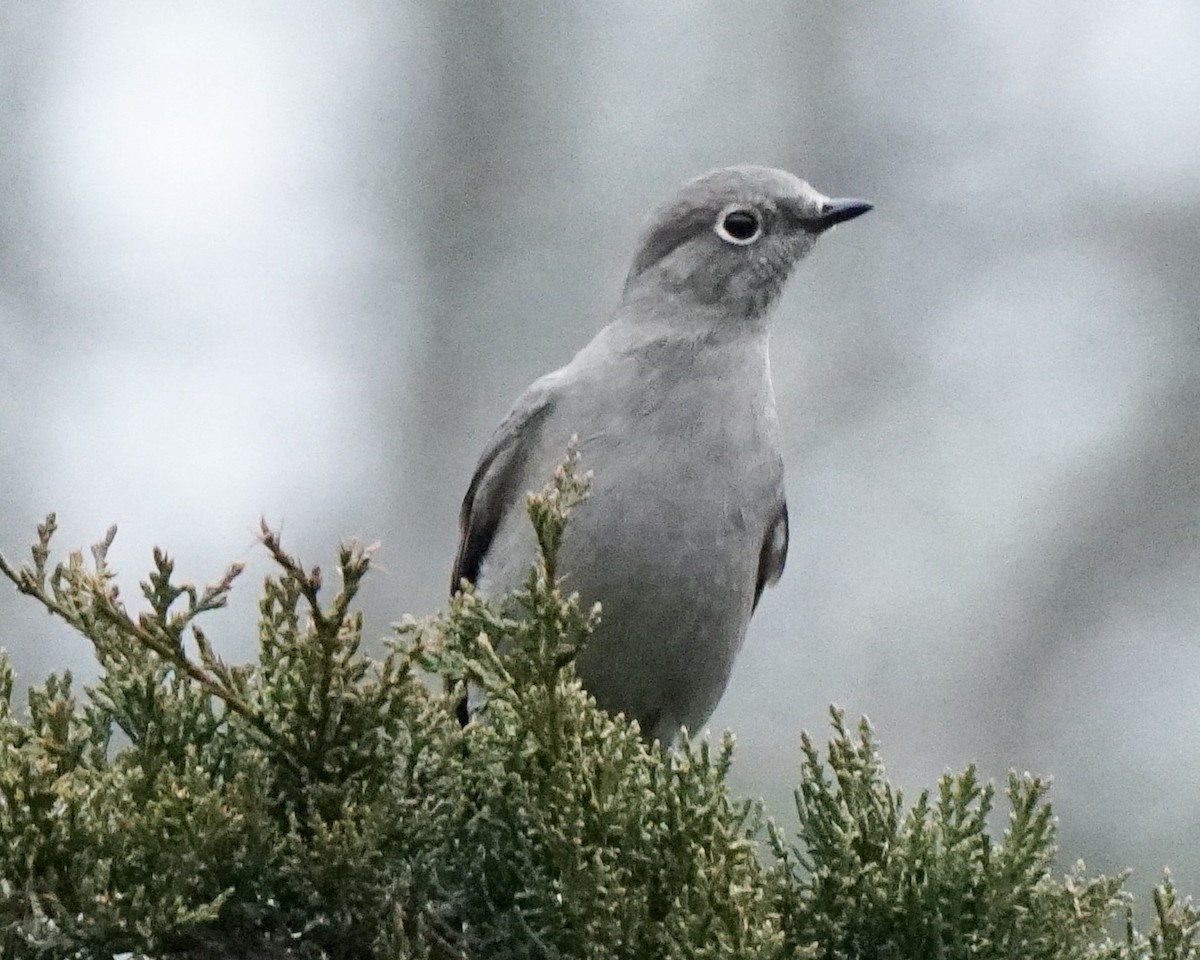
[622,165,871,323]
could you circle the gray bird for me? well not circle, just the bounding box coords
[452,165,871,743]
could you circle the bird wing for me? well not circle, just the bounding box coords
[451,383,557,595]
[752,499,789,611]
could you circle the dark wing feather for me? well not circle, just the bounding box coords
[450,388,555,595]
[752,500,789,612]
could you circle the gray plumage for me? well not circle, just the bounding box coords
[452,165,871,743]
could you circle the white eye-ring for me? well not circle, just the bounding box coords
[714,205,762,245]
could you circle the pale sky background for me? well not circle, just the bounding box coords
[2,1,1199,898]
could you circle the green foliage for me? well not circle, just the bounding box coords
[0,450,1196,959]
[771,716,1123,959]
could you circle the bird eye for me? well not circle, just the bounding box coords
[715,207,762,245]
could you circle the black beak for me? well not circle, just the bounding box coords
[812,198,873,232]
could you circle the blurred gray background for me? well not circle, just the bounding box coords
[2,1,1198,896]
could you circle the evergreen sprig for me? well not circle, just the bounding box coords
[0,454,1195,959]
